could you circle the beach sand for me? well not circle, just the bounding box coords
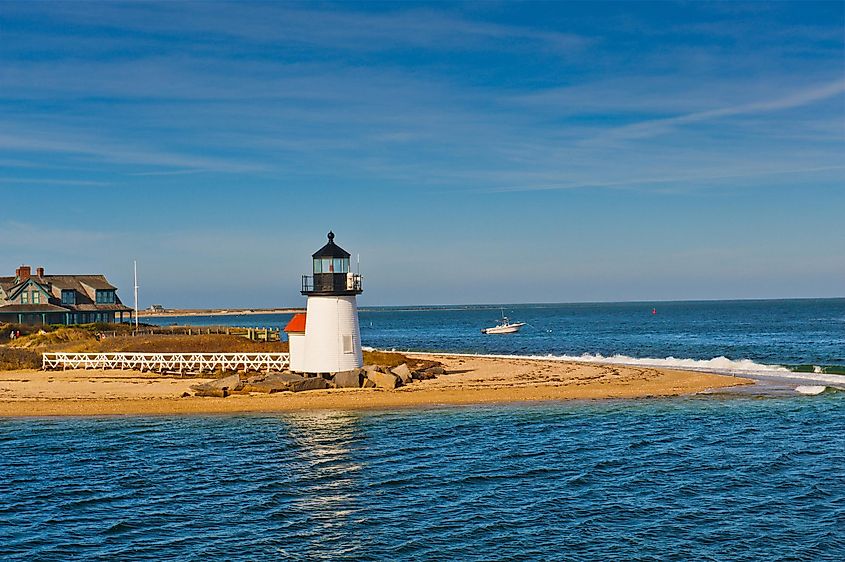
[0,354,751,416]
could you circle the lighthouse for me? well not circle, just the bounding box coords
[295,231,363,374]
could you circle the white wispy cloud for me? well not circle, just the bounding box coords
[4,3,590,54]
[480,165,845,193]
[0,2,842,198]
[0,126,264,173]
[587,78,845,143]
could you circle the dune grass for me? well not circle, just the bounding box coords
[1,323,422,372]
[0,348,41,370]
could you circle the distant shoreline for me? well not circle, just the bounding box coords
[137,297,844,318]
[139,308,304,318]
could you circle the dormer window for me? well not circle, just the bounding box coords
[62,290,76,305]
[96,290,115,304]
[31,291,40,304]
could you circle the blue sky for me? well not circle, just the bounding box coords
[1,1,843,307]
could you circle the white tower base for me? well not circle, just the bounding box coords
[288,332,306,372]
[303,295,362,373]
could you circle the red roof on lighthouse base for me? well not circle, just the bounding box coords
[284,313,307,333]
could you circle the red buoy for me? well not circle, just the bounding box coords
[652,308,657,315]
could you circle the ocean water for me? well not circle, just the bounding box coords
[2,397,843,560]
[5,299,844,558]
[146,299,845,375]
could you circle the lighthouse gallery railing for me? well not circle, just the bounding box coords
[42,352,290,374]
[301,273,363,293]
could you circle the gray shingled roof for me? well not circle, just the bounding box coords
[48,275,116,291]
[0,303,70,313]
[71,304,133,312]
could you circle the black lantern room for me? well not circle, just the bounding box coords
[301,232,363,296]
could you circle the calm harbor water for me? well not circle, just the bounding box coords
[2,396,844,560]
[147,299,845,375]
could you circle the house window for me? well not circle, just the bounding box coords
[96,290,115,304]
[21,292,28,304]
[342,334,354,354]
[32,291,40,304]
[62,290,76,305]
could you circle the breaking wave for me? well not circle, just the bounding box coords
[397,349,787,374]
[538,355,845,385]
[473,353,792,376]
[507,354,845,385]
[402,350,845,385]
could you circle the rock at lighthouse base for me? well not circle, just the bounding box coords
[289,377,329,392]
[365,368,400,389]
[390,363,413,384]
[333,370,363,388]
[240,372,304,393]
[191,374,243,397]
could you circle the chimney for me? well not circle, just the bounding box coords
[36,267,45,278]
[15,265,31,282]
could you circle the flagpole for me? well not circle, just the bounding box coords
[133,260,139,329]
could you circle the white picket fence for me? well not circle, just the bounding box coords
[42,352,290,374]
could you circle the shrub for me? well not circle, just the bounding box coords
[0,348,42,370]
[0,323,48,343]
[6,327,98,350]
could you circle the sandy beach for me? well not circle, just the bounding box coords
[0,354,751,417]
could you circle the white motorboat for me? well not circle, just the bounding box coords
[481,311,525,334]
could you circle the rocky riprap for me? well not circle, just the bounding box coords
[189,361,444,397]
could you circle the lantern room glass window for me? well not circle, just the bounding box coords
[314,257,349,274]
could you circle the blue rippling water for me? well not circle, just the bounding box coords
[2,395,844,560]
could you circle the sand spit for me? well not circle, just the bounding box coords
[0,354,751,417]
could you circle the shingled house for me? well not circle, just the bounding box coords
[0,265,133,325]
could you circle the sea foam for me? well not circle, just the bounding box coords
[473,352,791,376]
[403,350,845,385]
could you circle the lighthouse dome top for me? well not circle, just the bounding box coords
[312,231,351,259]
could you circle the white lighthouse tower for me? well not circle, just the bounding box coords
[298,231,363,374]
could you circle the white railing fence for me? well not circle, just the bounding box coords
[42,352,290,374]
